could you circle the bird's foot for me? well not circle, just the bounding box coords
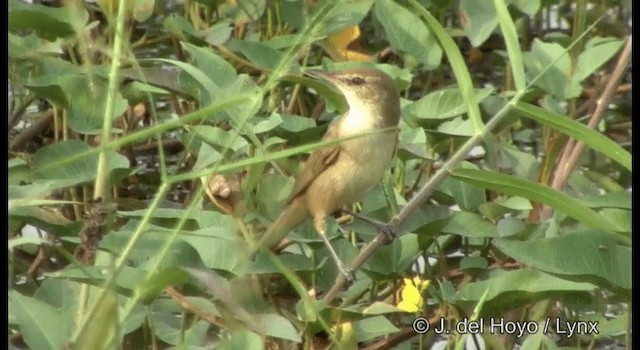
[340,267,356,288]
[341,208,398,244]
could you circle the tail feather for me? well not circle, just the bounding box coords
[255,198,308,253]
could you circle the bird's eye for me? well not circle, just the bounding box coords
[349,77,365,85]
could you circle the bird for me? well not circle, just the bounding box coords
[254,68,401,281]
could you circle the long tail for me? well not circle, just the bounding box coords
[254,197,309,254]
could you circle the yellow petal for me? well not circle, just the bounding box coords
[324,26,372,62]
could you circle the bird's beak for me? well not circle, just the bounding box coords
[304,69,332,80]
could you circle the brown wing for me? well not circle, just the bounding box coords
[286,121,342,203]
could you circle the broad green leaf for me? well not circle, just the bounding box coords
[227,39,296,71]
[163,14,206,44]
[452,169,617,234]
[46,266,147,294]
[181,228,247,274]
[9,32,63,59]
[599,208,631,233]
[32,140,130,183]
[316,0,375,37]
[493,231,631,290]
[582,191,631,209]
[362,302,406,315]
[456,269,597,303]
[181,42,238,90]
[514,102,631,171]
[494,196,532,211]
[455,268,597,312]
[409,1,484,132]
[511,0,541,15]
[460,256,489,270]
[404,87,494,121]
[218,330,264,350]
[365,234,421,277]
[132,0,155,22]
[9,290,72,350]
[576,37,624,83]
[374,0,442,70]
[524,39,581,100]
[190,125,248,153]
[441,212,498,238]
[63,75,128,134]
[75,291,119,350]
[354,316,400,342]
[192,142,222,170]
[148,57,218,105]
[204,20,233,45]
[439,162,486,210]
[436,117,473,136]
[459,0,499,47]
[218,0,266,24]
[100,222,202,269]
[256,313,301,342]
[9,0,84,40]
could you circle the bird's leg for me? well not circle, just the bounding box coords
[341,208,397,243]
[314,215,355,284]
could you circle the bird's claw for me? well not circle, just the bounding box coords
[379,223,398,244]
[341,267,356,288]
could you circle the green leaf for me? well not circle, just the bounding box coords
[354,316,400,342]
[511,0,541,16]
[64,75,129,134]
[409,1,484,132]
[100,222,202,269]
[9,32,63,59]
[441,212,498,238]
[9,0,84,40]
[192,142,222,170]
[365,234,421,276]
[32,140,130,183]
[439,162,486,210]
[227,39,295,71]
[452,169,618,235]
[514,102,631,171]
[136,268,192,303]
[459,0,499,47]
[315,0,375,37]
[181,42,238,90]
[190,125,249,153]
[180,228,247,274]
[455,269,597,309]
[75,290,120,350]
[404,87,494,121]
[493,231,631,290]
[576,37,624,83]
[374,0,442,70]
[204,20,233,46]
[132,0,155,22]
[524,39,581,100]
[217,330,264,350]
[582,191,631,209]
[218,0,266,24]
[9,290,72,350]
[436,116,473,136]
[256,313,301,342]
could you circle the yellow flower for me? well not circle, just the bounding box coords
[324,26,372,62]
[397,277,430,313]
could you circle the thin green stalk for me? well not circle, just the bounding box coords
[70,184,170,343]
[93,0,128,200]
